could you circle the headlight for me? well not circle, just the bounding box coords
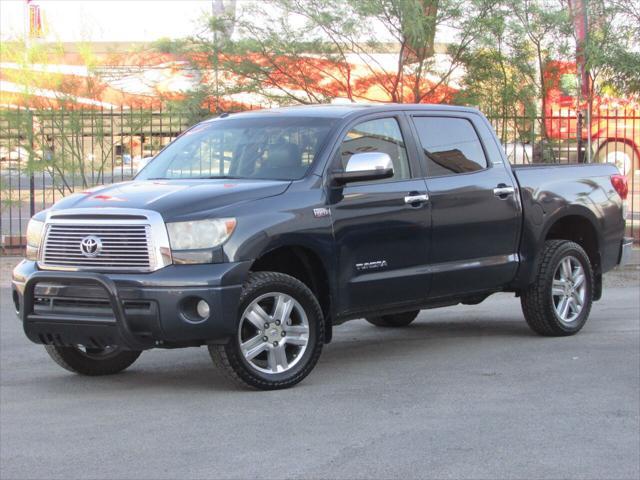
[166,218,236,251]
[25,219,45,260]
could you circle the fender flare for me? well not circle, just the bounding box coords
[520,205,603,287]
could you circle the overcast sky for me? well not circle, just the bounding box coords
[0,0,459,47]
[0,0,428,43]
[0,0,219,42]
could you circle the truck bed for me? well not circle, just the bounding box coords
[511,161,625,286]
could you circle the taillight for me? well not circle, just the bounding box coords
[611,174,629,200]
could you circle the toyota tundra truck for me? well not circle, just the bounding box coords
[11,104,633,390]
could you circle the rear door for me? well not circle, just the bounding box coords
[409,113,520,298]
[329,114,431,316]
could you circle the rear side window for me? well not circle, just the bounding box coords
[339,117,411,181]
[413,117,487,177]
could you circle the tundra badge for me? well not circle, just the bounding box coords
[356,260,388,271]
[313,207,331,218]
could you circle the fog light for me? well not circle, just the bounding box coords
[196,299,210,319]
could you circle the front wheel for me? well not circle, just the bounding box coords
[521,240,594,336]
[44,345,142,375]
[209,272,324,390]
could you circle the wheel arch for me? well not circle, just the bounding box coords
[543,211,601,271]
[541,210,603,300]
[249,244,333,342]
[594,138,640,160]
[598,136,639,153]
[516,204,604,293]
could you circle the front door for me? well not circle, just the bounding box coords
[410,114,520,298]
[329,115,431,316]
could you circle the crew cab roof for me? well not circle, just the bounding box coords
[205,103,482,121]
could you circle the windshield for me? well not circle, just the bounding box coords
[137,116,336,181]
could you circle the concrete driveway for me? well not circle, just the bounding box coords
[1,257,638,480]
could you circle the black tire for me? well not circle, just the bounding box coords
[44,345,141,376]
[366,310,420,327]
[521,240,594,336]
[209,271,324,390]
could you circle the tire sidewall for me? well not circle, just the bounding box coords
[546,244,593,334]
[229,274,323,385]
[45,345,141,375]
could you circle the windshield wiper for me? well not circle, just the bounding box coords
[191,175,247,180]
[146,176,245,180]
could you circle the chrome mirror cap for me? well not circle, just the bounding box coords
[333,152,394,185]
[345,152,393,173]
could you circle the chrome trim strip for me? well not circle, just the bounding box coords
[352,253,519,283]
[38,208,172,272]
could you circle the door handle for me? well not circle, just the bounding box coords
[493,186,515,197]
[404,194,429,205]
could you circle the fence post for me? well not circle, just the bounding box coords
[577,111,585,163]
[27,110,35,217]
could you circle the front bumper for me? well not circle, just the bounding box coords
[618,237,634,266]
[12,260,251,350]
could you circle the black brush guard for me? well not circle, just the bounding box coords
[22,272,153,351]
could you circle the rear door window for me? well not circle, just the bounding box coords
[412,117,488,177]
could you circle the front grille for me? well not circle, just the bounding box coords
[41,224,154,271]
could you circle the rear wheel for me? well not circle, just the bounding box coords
[521,240,593,336]
[366,310,420,327]
[209,272,324,390]
[595,141,638,186]
[44,345,141,376]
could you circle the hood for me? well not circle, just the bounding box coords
[51,179,291,221]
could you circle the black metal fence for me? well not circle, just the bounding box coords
[0,106,193,249]
[1,107,638,250]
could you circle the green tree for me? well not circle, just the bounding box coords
[582,0,640,96]
[509,1,573,127]
[455,9,538,119]
[157,0,500,107]
[455,0,573,151]
[0,40,144,196]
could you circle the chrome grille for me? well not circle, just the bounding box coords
[41,224,154,271]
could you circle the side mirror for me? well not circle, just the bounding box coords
[332,152,394,185]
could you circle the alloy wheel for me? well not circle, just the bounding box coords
[238,292,310,374]
[551,256,587,324]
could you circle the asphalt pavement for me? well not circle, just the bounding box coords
[0,257,638,480]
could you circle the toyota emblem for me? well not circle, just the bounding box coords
[79,235,102,257]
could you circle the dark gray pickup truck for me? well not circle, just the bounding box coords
[12,104,633,389]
